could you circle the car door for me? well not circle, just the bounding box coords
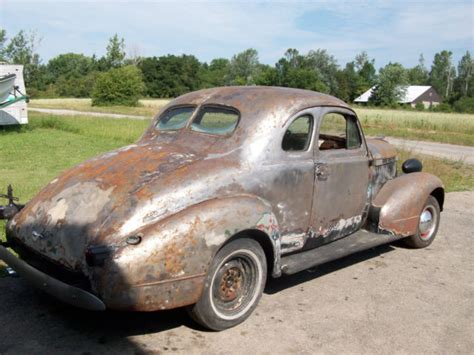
[307,107,370,249]
[269,110,316,254]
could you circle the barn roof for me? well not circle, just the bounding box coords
[354,85,434,103]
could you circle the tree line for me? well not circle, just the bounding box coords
[1,29,473,112]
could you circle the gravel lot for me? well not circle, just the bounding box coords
[0,191,472,354]
[385,137,474,165]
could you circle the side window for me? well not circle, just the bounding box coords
[319,113,361,150]
[282,114,313,151]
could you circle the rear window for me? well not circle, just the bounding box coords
[156,106,195,131]
[190,106,239,135]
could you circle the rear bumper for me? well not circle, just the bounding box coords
[0,246,105,311]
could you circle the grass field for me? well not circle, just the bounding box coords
[1,111,472,202]
[0,112,473,274]
[29,98,168,117]
[30,98,474,146]
[355,108,474,146]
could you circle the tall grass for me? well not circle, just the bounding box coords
[356,108,474,146]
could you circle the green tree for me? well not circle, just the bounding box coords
[453,97,474,113]
[138,55,202,97]
[275,49,326,91]
[456,51,473,97]
[306,49,339,94]
[226,48,260,85]
[341,62,364,101]
[200,58,229,87]
[92,65,145,106]
[47,53,93,82]
[56,71,98,97]
[408,54,429,85]
[0,28,7,61]
[254,64,278,86]
[430,50,456,99]
[2,30,42,86]
[354,51,377,93]
[105,34,126,69]
[370,63,408,106]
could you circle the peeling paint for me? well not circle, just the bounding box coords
[1,86,443,314]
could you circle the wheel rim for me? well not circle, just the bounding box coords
[419,204,437,241]
[210,249,262,321]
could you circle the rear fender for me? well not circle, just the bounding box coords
[95,194,280,310]
[370,172,444,236]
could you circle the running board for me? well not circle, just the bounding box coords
[280,230,403,275]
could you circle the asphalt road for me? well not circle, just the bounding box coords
[0,191,472,354]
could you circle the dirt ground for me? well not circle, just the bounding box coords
[0,191,472,354]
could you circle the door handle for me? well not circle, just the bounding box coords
[315,163,329,180]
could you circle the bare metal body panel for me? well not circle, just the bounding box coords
[2,87,444,311]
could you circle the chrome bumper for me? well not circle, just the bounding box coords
[0,246,105,311]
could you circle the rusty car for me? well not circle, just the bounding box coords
[0,87,443,330]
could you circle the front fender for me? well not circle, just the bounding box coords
[93,194,280,311]
[370,172,444,236]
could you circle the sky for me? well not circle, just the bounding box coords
[1,0,473,69]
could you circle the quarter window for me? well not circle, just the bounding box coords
[282,115,313,151]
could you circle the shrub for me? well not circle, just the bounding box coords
[56,71,98,98]
[453,97,474,113]
[27,84,59,99]
[414,102,425,111]
[433,103,452,112]
[92,65,145,106]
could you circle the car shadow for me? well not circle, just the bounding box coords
[0,276,200,354]
[0,243,397,353]
[265,243,396,294]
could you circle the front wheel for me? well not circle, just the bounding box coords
[403,195,440,248]
[188,238,267,331]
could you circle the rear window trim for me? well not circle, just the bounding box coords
[155,104,197,132]
[188,104,241,137]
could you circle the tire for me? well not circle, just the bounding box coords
[188,238,267,331]
[403,195,440,249]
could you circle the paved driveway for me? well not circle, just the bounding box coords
[0,191,472,354]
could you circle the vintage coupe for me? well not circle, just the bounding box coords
[0,87,443,330]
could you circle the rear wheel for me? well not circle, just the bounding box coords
[188,238,267,331]
[403,195,440,248]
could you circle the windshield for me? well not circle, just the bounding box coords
[190,106,239,135]
[156,106,195,131]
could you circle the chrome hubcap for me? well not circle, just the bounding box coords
[419,206,436,240]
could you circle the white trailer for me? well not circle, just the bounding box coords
[0,64,28,125]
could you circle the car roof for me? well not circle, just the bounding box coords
[162,86,353,124]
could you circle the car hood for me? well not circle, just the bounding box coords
[8,141,242,271]
[366,138,397,164]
